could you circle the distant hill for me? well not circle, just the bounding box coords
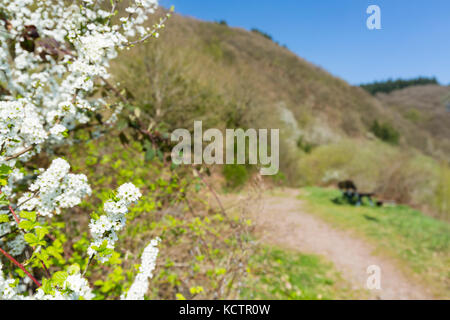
[376,84,450,157]
[361,77,439,95]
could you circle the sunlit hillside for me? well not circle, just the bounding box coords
[112,10,450,218]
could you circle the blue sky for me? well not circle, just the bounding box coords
[159,0,450,85]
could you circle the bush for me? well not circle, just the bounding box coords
[223,165,249,190]
[251,28,274,42]
[370,120,400,145]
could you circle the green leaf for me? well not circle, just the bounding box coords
[91,212,100,221]
[19,220,35,231]
[15,268,25,278]
[0,214,9,223]
[145,148,155,162]
[35,249,49,264]
[68,264,81,275]
[35,227,48,241]
[116,118,128,131]
[157,149,164,161]
[0,164,11,175]
[52,271,68,285]
[41,279,53,294]
[24,233,37,245]
[20,211,36,222]
[47,246,63,260]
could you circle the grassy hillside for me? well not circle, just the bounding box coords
[114,12,389,140]
[111,10,449,218]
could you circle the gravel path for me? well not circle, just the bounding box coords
[240,189,433,300]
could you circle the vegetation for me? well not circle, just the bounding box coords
[361,77,439,95]
[1,1,448,302]
[64,134,254,300]
[376,84,450,157]
[242,246,361,300]
[251,28,275,42]
[113,12,450,207]
[299,187,450,298]
[223,165,250,190]
[297,139,450,220]
[370,120,400,145]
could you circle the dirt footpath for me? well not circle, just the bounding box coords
[228,188,433,300]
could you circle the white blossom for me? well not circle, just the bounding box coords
[88,183,142,262]
[18,158,91,217]
[121,238,160,300]
[0,262,24,300]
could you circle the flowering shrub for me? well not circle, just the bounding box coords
[0,0,171,300]
[62,137,253,300]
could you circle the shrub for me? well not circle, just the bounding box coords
[251,28,274,41]
[370,120,400,145]
[223,165,250,190]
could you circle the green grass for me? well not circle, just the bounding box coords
[241,246,363,300]
[299,187,450,298]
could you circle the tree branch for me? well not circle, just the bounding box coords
[0,247,41,287]
[5,146,34,161]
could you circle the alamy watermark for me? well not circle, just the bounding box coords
[367,5,382,30]
[170,121,279,176]
[366,265,382,290]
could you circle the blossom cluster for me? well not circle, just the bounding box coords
[17,158,92,217]
[88,183,142,262]
[0,262,23,300]
[0,0,161,169]
[122,237,161,300]
[34,272,94,301]
[1,261,94,300]
[1,236,159,300]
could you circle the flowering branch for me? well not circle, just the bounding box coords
[0,0,166,300]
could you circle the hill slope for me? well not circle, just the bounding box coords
[114,12,449,156]
[376,85,450,158]
[111,11,450,217]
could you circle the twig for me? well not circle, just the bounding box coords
[41,261,51,278]
[15,190,39,210]
[0,247,41,287]
[101,77,128,104]
[127,15,170,47]
[0,228,20,239]
[5,146,34,161]
[82,255,94,277]
[5,197,51,279]
[195,169,226,215]
[8,202,20,225]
